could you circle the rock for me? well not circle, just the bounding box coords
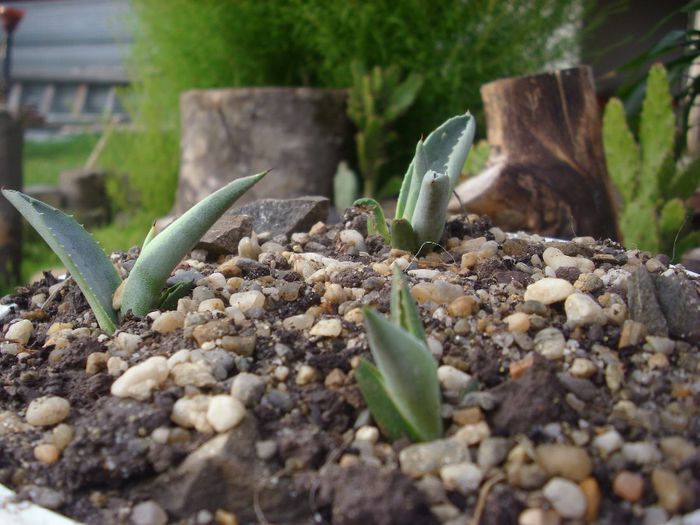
[477,437,510,470]
[542,477,587,519]
[151,416,308,522]
[439,462,483,494]
[206,395,246,433]
[411,281,465,305]
[317,464,438,525]
[613,470,644,502]
[622,441,662,465]
[626,266,668,336]
[151,311,185,334]
[523,278,575,305]
[437,365,472,393]
[23,485,65,510]
[110,356,169,401]
[447,295,478,317]
[504,312,530,332]
[6,318,33,344]
[569,358,596,378]
[34,443,60,464]
[26,396,71,426]
[654,271,700,343]
[195,214,253,255]
[171,395,212,433]
[231,196,330,238]
[535,444,592,481]
[310,318,342,337]
[565,293,606,326]
[231,373,265,406]
[130,500,168,525]
[229,290,265,312]
[399,438,470,478]
[651,468,684,513]
[580,477,601,522]
[282,313,315,331]
[543,247,594,273]
[534,328,566,360]
[592,429,623,458]
[518,508,561,525]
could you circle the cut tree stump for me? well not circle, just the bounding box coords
[450,66,621,241]
[175,87,352,215]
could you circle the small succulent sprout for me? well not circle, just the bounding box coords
[355,265,442,442]
[2,171,266,334]
[354,113,475,252]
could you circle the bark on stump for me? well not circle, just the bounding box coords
[450,66,621,241]
[0,109,22,287]
[175,88,352,215]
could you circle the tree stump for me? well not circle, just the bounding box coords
[450,66,621,241]
[0,109,22,288]
[175,88,352,215]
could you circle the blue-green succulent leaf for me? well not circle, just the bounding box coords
[402,139,430,221]
[355,359,420,441]
[423,113,476,191]
[121,171,267,316]
[390,218,418,253]
[410,170,451,246]
[390,265,426,344]
[142,220,157,250]
[363,307,442,442]
[2,189,121,334]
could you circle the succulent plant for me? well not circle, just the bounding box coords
[603,63,700,259]
[355,113,475,252]
[355,265,442,442]
[2,172,266,334]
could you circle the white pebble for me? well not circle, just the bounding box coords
[524,278,575,305]
[355,426,379,444]
[282,313,314,331]
[110,356,169,401]
[439,462,483,494]
[6,319,32,344]
[622,442,662,465]
[565,293,607,326]
[206,395,246,433]
[171,395,212,433]
[231,372,265,406]
[151,311,184,333]
[26,396,70,426]
[542,477,587,519]
[339,229,366,251]
[592,429,623,458]
[437,365,472,393]
[130,500,168,525]
[229,290,265,312]
[310,318,342,337]
[534,328,566,360]
[543,247,594,273]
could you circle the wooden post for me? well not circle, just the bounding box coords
[450,66,621,241]
[0,108,22,288]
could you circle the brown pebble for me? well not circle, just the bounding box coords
[452,407,483,426]
[447,295,477,317]
[324,368,346,389]
[215,509,239,525]
[34,443,60,464]
[510,354,534,379]
[613,470,644,502]
[580,477,601,522]
[651,468,683,513]
[85,352,108,375]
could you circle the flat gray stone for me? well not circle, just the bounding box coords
[654,272,700,343]
[230,196,329,238]
[626,266,668,336]
[195,214,252,255]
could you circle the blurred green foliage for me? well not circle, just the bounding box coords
[123,0,599,216]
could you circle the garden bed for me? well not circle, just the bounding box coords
[0,210,698,525]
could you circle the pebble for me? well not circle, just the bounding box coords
[339,229,366,251]
[518,508,561,525]
[296,364,319,385]
[622,441,662,465]
[454,421,490,446]
[34,443,60,464]
[477,437,510,470]
[171,361,216,388]
[504,312,530,332]
[447,295,478,317]
[231,372,265,406]
[613,470,644,502]
[399,438,470,478]
[619,319,647,347]
[543,247,594,273]
[523,278,575,305]
[256,439,278,460]
[86,352,109,375]
[171,395,212,433]
[282,313,315,331]
[25,485,65,509]
[113,332,141,354]
[534,328,566,360]
[229,290,265,312]
[646,335,675,355]
[107,356,128,376]
[6,319,33,344]
[151,311,184,333]
[570,358,596,378]
[411,281,464,305]
[592,429,623,458]
[439,462,483,494]
[659,436,697,468]
[542,477,587,519]
[51,423,74,450]
[206,395,246,433]
[26,396,71,426]
[110,356,169,401]
[309,318,342,337]
[651,468,684,513]
[130,500,168,525]
[536,444,592,481]
[437,365,472,392]
[238,235,261,259]
[581,477,601,522]
[565,293,607,326]
[198,298,225,313]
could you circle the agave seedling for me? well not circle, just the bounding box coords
[354,113,475,253]
[356,265,442,442]
[2,172,266,335]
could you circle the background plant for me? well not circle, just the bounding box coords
[603,63,700,258]
[123,0,599,219]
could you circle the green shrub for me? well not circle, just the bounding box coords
[123,0,599,215]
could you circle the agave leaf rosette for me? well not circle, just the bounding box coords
[356,266,442,442]
[2,171,266,334]
[120,171,267,316]
[354,113,475,252]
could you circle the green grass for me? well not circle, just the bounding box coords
[23,134,99,186]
